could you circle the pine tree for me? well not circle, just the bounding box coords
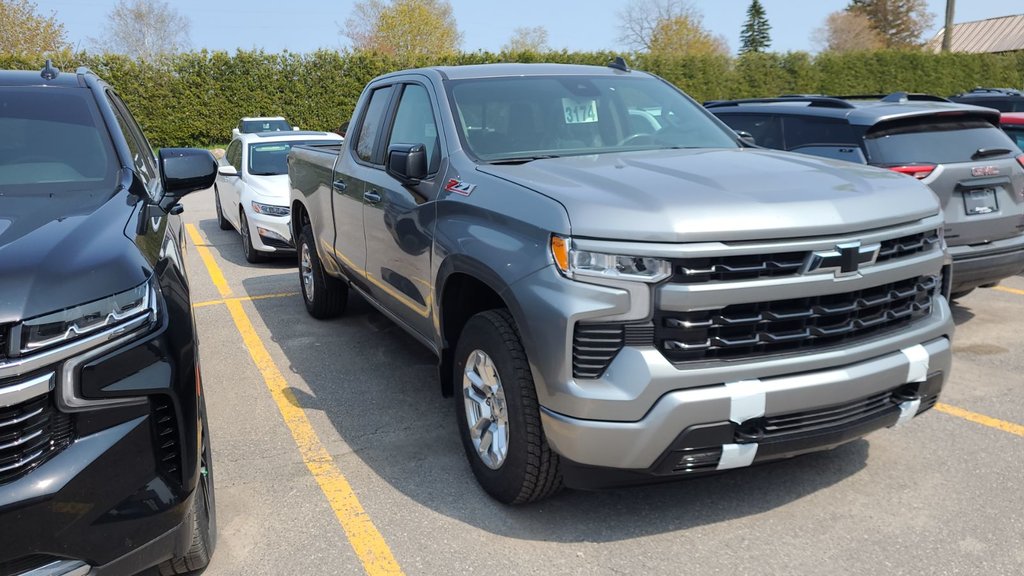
[739,0,771,54]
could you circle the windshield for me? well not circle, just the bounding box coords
[240,119,291,133]
[448,75,738,161]
[248,140,341,175]
[865,117,1019,165]
[0,87,118,191]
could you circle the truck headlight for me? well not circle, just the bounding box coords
[20,280,157,354]
[551,235,671,283]
[251,201,290,217]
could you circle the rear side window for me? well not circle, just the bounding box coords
[1003,126,1024,150]
[715,114,783,149]
[783,116,857,149]
[0,87,117,189]
[355,86,394,164]
[864,117,1019,165]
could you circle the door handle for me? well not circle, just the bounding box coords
[363,190,382,204]
[332,179,347,193]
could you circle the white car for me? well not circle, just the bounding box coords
[214,131,342,263]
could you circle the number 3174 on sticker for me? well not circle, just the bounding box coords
[562,98,599,124]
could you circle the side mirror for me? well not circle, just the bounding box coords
[218,165,239,177]
[232,128,241,137]
[386,143,427,185]
[160,148,217,199]
[734,130,756,146]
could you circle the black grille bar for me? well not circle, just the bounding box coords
[736,391,896,442]
[658,275,937,363]
[572,323,654,379]
[0,395,74,486]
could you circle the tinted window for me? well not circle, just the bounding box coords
[792,145,867,164]
[450,75,737,161]
[240,119,291,133]
[355,86,394,163]
[1003,126,1024,149]
[387,84,439,174]
[865,117,1019,165]
[784,116,857,149]
[0,87,117,190]
[248,139,342,175]
[226,140,242,171]
[715,114,783,149]
[107,91,157,190]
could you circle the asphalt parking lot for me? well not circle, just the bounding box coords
[177,187,1024,576]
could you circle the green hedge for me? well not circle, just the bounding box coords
[2,49,1021,148]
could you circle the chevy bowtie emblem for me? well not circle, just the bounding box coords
[803,241,880,277]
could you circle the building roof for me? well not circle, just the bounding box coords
[926,14,1024,54]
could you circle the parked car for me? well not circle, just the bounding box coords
[215,130,342,263]
[1000,112,1024,149]
[232,115,295,137]
[950,87,1024,112]
[707,93,1024,299]
[0,62,217,574]
[290,63,953,504]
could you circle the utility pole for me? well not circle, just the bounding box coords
[941,0,955,52]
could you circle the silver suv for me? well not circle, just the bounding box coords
[708,94,1024,299]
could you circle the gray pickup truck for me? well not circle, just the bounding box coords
[288,62,954,504]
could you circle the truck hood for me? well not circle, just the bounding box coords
[0,186,150,324]
[476,148,941,242]
[246,174,290,203]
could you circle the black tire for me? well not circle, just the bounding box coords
[454,309,562,504]
[214,186,231,231]
[239,210,266,264]
[950,288,974,300]
[298,224,347,319]
[159,408,216,575]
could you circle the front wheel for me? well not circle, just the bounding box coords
[454,309,562,504]
[239,210,266,264]
[159,410,216,575]
[214,186,231,231]
[298,224,347,319]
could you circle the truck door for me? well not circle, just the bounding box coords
[331,84,395,284]
[361,81,444,341]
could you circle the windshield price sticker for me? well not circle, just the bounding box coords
[562,98,599,124]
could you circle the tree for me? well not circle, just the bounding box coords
[0,0,70,55]
[90,0,191,61]
[848,0,935,49]
[343,0,462,58]
[739,0,771,54]
[502,26,550,53]
[618,0,728,56]
[813,10,885,53]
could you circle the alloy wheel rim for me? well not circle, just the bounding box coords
[241,213,251,257]
[300,243,315,303]
[462,349,509,470]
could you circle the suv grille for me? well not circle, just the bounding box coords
[0,324,8,360]
[657,275,937,363]
[671,230,939,284]
[0,395,74,486]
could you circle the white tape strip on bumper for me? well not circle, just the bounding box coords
[894,398,922,428]
[717,443,758,470]
[717,380,766,470]
[901,344,930,383]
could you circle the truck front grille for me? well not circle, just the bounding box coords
[735,391,895,441]
[671,229,939,284]
[572,323,654,379]
[657,275,937,363]
[0,395,74,486]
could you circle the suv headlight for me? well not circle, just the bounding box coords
[551,235,671,283]
[251,201,289,217]
[20,279,157,354]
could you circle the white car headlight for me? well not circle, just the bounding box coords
[251,201,290,217]
[550,235,671,284]
[20,280,157,354]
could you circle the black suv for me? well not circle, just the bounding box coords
[951,87,1024,112]
[707,93,1024,299]
[0,63,218,575]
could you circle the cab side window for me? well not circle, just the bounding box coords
[354,86,395,164]
[718,114,783,149]
[106,90,159,194]
[387,84,440,175]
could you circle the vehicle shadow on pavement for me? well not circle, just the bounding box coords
[949,301,975,326]
[241,274,872,543]
[197,219,296,270]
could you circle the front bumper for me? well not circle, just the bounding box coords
[543,336,950,487]
[245,208,294,253]
[948,237,1024,292]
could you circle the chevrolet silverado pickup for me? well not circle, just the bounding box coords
[288,62,955,504]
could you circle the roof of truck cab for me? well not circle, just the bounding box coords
[382,63,644,81]
[0,69,84,88]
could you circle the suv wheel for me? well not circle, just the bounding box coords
[454,309,562,504]
[159,406,216,575]
[214,186,231,231]
[298,224,347,319]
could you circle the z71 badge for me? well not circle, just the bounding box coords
[445,179,477,196]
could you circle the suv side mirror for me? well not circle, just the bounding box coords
[160,148,217,198]
[735,130,757,146]
[386,143,427,185]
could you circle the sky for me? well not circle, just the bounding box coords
[35,0,1020,55]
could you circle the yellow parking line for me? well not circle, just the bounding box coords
[192,292,300,309]
[186,224,404,576]
[994,286,1024,296]
[185,225,233,298]
[935,403,1024,438]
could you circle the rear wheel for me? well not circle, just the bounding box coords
[159,408,216,575]
[298,224,347,319]
[239,210,266,264]
[214,186,231,231]
[454,309,562,504]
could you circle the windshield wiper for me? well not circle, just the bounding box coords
[487,155,560,165]
[972,147,1012,160]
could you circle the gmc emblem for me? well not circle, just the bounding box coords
[802,242,881,277]
[972,166,999,177]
